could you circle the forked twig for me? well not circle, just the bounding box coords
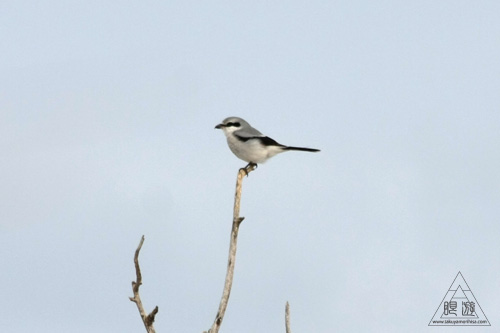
[129,235,158,333]
[206,164,257,333]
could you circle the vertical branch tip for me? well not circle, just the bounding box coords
[207,166,254,333]
[285,301,292,333]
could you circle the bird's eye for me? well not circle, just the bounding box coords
[233,122,241,127]
[226,122,233,126]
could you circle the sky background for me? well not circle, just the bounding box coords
[1,1,499,332]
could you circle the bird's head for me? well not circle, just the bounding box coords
[215,117,249,134]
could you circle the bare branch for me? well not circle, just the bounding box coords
[130,235,158,333]
[285,302,292,333]
[206,164,257,333]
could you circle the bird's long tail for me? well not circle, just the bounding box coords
[284,146,320,152]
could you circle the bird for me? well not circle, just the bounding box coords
[215,117,320,171]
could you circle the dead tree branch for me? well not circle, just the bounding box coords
[206,163,257,333]
[285,302,292,333]
[129,235,158,333]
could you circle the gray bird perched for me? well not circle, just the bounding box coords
[215,117,320,170]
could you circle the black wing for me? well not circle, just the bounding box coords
[234,134,284,147]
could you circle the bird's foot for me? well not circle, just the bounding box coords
[240,162,258,176]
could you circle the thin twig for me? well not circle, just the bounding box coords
[129,235,158,333]
[285,301,292,333]
[206,164,257,333]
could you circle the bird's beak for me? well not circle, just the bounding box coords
[215,123,224,129]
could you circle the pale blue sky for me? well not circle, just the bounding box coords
[1,1,499,332]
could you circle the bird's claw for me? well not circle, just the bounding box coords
[240,162,258,176]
